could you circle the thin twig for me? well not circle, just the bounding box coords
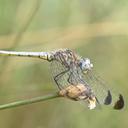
[0,92,60,110]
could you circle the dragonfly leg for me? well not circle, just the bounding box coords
[67,72,74,85]
[54,68,70,89]
[67,69,85,85]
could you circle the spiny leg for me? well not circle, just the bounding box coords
[67,71,74,85]
[54,68,70,89]
[67,69,85,85]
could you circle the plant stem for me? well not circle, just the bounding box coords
[0,92,60,110]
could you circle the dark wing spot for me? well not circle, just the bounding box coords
[113,94,124,110]
[104,90,112,105]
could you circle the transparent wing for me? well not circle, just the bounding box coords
[84,70,124,109]
[51,60,89,90]
[84,71,111,105]
[51,60,124,110]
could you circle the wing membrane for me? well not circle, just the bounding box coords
[84,71,112,105]
[84,70,124,109]
[51,59,124,110]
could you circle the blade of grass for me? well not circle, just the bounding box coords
[0,92,60,110]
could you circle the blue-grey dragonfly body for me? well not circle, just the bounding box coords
[0,49,124,110]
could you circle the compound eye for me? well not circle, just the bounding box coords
[79,58,93,71]
[79,60,86,70]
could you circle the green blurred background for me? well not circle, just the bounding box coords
[0,0,128,128]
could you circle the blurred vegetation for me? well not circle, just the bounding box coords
[0,0,128,128]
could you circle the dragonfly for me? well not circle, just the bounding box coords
[0,49,124,110]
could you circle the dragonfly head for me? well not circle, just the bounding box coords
[79,58,93,73]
